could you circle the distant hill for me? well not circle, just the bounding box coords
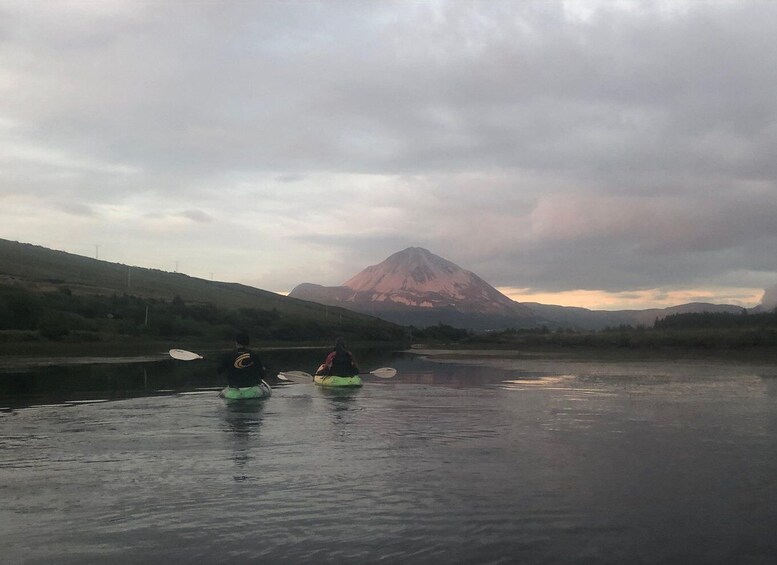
[0,238,405,343]
[526,302,746,331]
[290,247,540,330]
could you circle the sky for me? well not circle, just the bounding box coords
[1,0,776,311]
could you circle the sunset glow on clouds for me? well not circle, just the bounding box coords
[498,287,765,311]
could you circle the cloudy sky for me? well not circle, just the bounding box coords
[2,0,776,310]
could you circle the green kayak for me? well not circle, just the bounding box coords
[219,381,272,400]
[313,374,363,387]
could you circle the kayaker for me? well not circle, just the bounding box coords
[218,332,267,389]
[316,337,360,377]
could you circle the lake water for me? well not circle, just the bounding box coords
[2,348,777,564]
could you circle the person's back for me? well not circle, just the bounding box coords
[218,333,265,388]
[318,337,359,377]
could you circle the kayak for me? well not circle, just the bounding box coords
[313,374,363,387]
[219,381,272,400]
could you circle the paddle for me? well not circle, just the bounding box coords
[170,349,397,382]
[362,367,397,378]
[277,371,315,383]
[278,367,397,381]
[169,349,203,360]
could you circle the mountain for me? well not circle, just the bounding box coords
[290,246,753,331]
[3,238,756,341]
[290,247,540,330]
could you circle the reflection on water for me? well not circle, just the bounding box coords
[2,350,777,563]
[0,347,340,409]
[0,358,212,409]
[318,387,362,436]
[319,386,361,406]
[223,402,264,477]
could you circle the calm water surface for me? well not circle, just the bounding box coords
[2,350,777,564]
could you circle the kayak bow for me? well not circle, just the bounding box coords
[313,374,363,387]
[219,381,272,400]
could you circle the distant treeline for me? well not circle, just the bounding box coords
[414,308,777,349]
[0,284,404,344]
[654,309,777,330]
[4,281,776,349]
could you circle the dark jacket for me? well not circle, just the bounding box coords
[218,347,266,388]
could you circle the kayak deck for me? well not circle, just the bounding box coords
[220,381,272,400]
[313,374,363,387]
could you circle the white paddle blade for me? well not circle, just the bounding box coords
[277,371,314,383]
[370,367,397,379]
[169,349,203,361]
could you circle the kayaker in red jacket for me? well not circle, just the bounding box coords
[316,337,360,377]
[218,332,267,388]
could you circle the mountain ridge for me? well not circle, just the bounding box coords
[3,237,759,335]
[290,247,754,331]
[525,301,746,331]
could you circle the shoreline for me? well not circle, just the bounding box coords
[4,337,777,367]
[0,338,405,370]
[403,344,777,365]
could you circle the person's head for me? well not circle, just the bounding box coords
[235,331,250,347]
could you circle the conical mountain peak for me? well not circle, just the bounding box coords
[289,247,538,329]
[343,247,468,295]
[337,247,534,318]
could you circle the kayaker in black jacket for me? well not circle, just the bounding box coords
[316,337,360,377]
[218,332,267,388]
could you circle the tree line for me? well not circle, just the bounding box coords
[4,281,775,349]
[0,284,404,344]
[407,309,777,349]
[654,309,777,330]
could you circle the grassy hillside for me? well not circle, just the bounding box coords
[0,238,406,351]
